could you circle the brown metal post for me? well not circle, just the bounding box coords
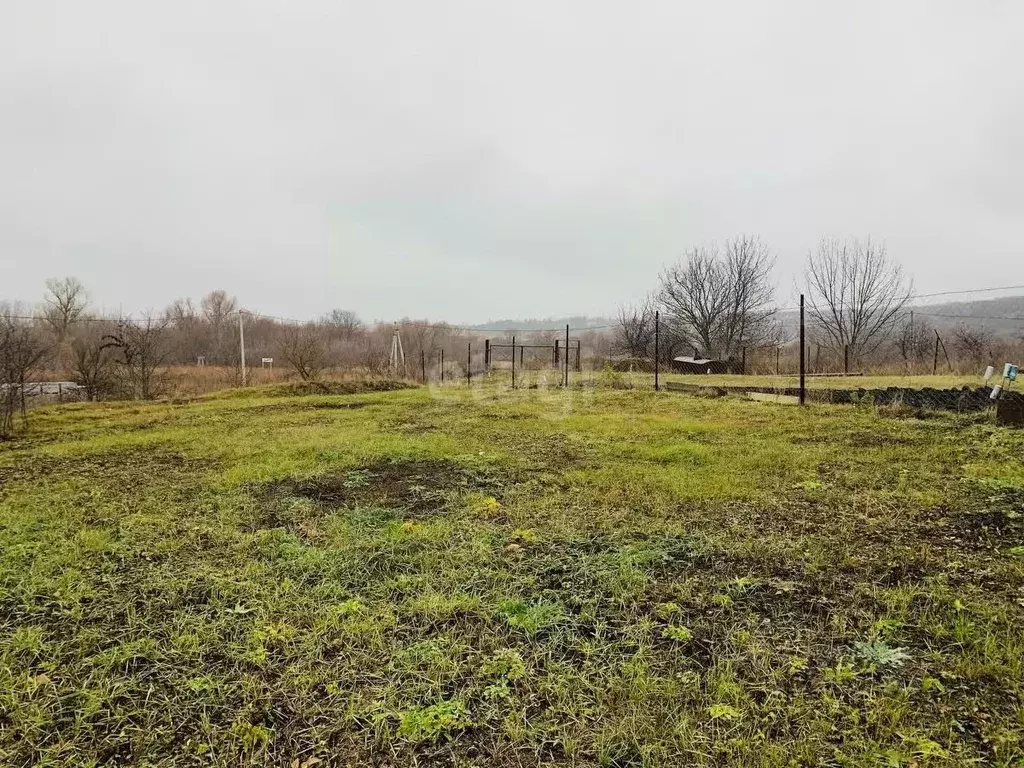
[575,340,581,372]
[799,294,806,405]
[741,347,746,375]
[467,342,471,386]
[421,350,426,382]
[564,325,570,387]
[511,336,516,389]
[440,349,444,384]
[485,339,490,369]
[654,310,660,391]
[933,330,940,375]
[775,347,780,376]
[844,344,849,374]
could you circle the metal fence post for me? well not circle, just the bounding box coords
[467,342,471,386]
[564,325,570,387]
[511,336,516,389]
[799,294,806,405]
[440,349,444,384]
[654,310,660,391]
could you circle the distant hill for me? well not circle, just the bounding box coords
[468,315,616,331]
[779,295,1024,339]
[474,296,1024,338]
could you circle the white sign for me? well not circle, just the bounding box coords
[262,358,273,364]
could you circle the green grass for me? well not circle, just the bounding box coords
[2,381,1023,766]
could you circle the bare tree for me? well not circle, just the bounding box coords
[0,306,49,437]
[805,238,912,362]
[892,313,934,369]
[42,277,89,339]
[278,323,331,381]
[615,299,657,357]
[200,290,238,364]
[165,298,208,364]
[658,235,777,358]
[322,309,362,337]
[104,315,172,399]
[69,324,117,400]
[952,323,996,368]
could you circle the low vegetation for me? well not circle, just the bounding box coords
[1,382,1023,766]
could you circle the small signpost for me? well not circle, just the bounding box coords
[261,357,273,369]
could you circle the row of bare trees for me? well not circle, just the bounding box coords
[4,278,521,423]
[616,236,939,370]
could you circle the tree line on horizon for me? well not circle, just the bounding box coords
[1,236,1019,434]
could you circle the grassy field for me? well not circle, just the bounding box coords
[1,381,1023,766]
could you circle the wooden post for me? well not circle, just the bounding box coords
[775,347,780,376]
[937,332,952,372]
[933,330,940,375]
[575,340,581,372]
[741,346,746,375]
[654,310,660,391]
[421,350,426,382]
[799,295,806,405]
[844,344,849,374]
[484,339,490,369]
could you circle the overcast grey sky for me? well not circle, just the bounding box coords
[2,1,1021,322]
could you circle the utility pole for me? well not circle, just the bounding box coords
[238,311,247,386]
[389,325,406,375]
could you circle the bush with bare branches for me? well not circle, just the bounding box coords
[103,315,172,399]
[278,323,332,381]
[1,307,49,437]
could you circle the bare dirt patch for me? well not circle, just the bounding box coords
[260,459,505,520]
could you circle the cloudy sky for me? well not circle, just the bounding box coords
[2,1,1021,323]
